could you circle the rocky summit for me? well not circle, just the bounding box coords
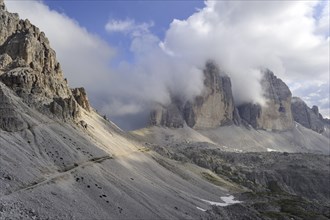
[0,1,90,123]
[238,69,294,131]
[150,62,240,129]
[291,97,329,135]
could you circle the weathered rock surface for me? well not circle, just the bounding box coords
[184,62,238,129]
[0,2,90,122]
[291,97,327,133]
[150,62,239,129]
[238,69,294,131]
[71,87,91,112]
[150,99,185,128]
[0,82,27,132]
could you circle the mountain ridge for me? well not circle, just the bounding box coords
[1,1,329,219]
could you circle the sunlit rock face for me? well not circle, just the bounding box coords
[183,62,238,129]
[0,3,90,121]
[238,69,294,131]
[71,87,91,112]
[150,61,239,129]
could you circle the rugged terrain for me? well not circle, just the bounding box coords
[0,1,329,220]
[0,3,242,219]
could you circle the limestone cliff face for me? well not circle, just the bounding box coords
[238,69,294,131]
[150,62,239,129]
[0,2,90,122]
[150,99,185,128]
[183,62,238,129]
[291,97,326,133]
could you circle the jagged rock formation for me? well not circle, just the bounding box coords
[183,62,239,129]
[0,2,90,122]
[150,99,185,128]
[150,62,239,129]
[291,97,326,133]
[71,87,91,112]
[151,66,295,131]
[238,69,294,131]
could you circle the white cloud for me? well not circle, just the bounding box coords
[159,1,329,106]
[315,0,330,36]
[5,0,330,129]
[105,19,135,32]
[105,18,154,37]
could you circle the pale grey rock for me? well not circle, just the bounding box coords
[0,1,19,46]
[0,3,80,120]
[0,53,12,71]
[150,61,238,129]
[71,87,91,112]
[238,69,294,131]
[291,97,325,133]
[183,62,237,129]
[0,0,5,10]
[149,98,185,128]
[0,82,27,132]
[49,96,79,120]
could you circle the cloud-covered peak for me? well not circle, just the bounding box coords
[6,0,329,129]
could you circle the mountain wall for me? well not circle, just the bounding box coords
[150,62,240,129]
[291,97,329,134]
[0,2,90,125]
[238,69,294,131]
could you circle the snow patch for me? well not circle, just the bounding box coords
[200,195,242,207]
[267,148,277,152]
[196,207,207,212]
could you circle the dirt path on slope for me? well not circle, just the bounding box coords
[2,148,150,198]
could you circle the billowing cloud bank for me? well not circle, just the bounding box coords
[157,0,329,106]
[6,0,330,129]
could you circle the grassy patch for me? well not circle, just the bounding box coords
[201,172,229,187]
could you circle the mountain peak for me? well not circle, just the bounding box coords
[150,61,239,129]
[238,69,294,131]
[0,3,90,122]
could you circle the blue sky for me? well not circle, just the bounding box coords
[43,0,205,63]
[5,0,330,129]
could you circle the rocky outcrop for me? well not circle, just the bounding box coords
[291,97,326,133]
[238,69,294,131]
[0,1,85,121]
[71,87,91,112]
[150,62,239,129]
